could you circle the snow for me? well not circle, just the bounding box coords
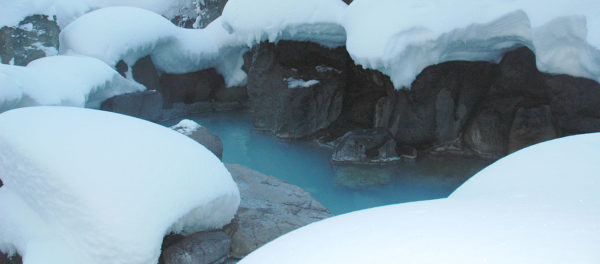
[220,0,347,48]
[238,133,600,263]
[59,7,248,87]
[0,106,240,264]
[284,77,320,89]
[171,119,202,136]
[0,0,197,28]
[0,56,144,113]
[344,0,600,88]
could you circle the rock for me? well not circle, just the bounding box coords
[196,0,229,29]
[214,85,248,102]
[0,15,59,66]
[375,60,497,148]
[333,166,394,189]
[161,231,231,264]
[245,41,347,139]
[159,68,227,108]
[0,252,21,264]
[508,105,557,153]
[223,164,332,258]
[342,66,391,128]
[161,101,246,121]
[132,56,161,92]
[547,74,600,135]
[463,108,510,158]
[332,128,415,164]
[171,119,224,160]
[100,90,163,122]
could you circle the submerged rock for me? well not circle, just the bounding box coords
[223,164,332,258]
[171,119,224,160]
[332,128,416,164]
[0,15,59,66]
[161,231,231,264]
[100,90,163,122]
[333,166,394,189]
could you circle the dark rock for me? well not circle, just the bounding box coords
[132,56,161,92]
[161,101,246,120]
[171,120,224,160]
[223,164,332,258]
[0,15,59,66]
[463,108,509,158]
[508,105,557,153]
[159,68,227,107]
[547,74,600,135]
[0,252,22,264]
[100,90,163,121]
[161,231,231,264]
[375,60,498,149]
[342,67,391,128]
[196,0,229,29]
[214,85,247,102]
[332,128,415,164]
[245,41,347,139]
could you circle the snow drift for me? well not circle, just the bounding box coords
[0,55,144,113]
[238,133,600,263]
[0,107,240,264]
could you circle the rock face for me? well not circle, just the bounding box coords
[223,164,332,258]
[0,253,21,264]
[0,15,59,66]
[171,0,228,29]
[100,90,163,122]
[244,41,347,139]
[171,120,224,160]
[161,231,231,264]
[332,128,416,164]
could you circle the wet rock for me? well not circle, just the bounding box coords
[223,164,332,258]
[0,15,59,66]
[342,67,391,128]
[332,128,414,164]
[159,68,228,107]
[463,108,509,158]
[333,166,393,189]
[171,119,224,160]
[100,90,163,122]
[508,105,557,153]
[245,41,347,139]
[161,231,231,264]
[547,74,600,135]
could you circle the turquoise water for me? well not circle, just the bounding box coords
[165,111,493,215]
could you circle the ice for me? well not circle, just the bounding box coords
[238,134,600,263]
[0,55,144,113]
[0,106,240,264]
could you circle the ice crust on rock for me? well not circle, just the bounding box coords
[238,133,600,263]
[0,55,144,113]
[0,107,240,264]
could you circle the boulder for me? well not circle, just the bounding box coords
[245,41,347,139]
[0,15,59,66]
[332,128,416,164]
[159,68,230,107]
[100,90,163,122]
[546,74,600,135]
[171,119,224,160]
[115,56,161,93]
[223,164,332,258]
[0,253,21,264]
[161,231,231,264]
[508,105,557,153]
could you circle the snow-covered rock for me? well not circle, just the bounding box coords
[237,133,600,263]
[59,7,248,87]
[0,15,60,66]
[0,55,144,113]
[0,107,240,264]
[171,119,224,160]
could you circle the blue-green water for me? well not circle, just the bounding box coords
[165,111,492,215]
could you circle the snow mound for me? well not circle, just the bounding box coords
[0,0,197,28]
[60,7,247,86]
[171,119,203,136]
[238,133,600,263]
[0,107,240,264]
[344,0,600,88]
[0,56,144,113]
[220,0,347,48]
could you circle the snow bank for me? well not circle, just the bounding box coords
[238,133,600,263]
[0,0,197,28]
[0,56,144,113]
[0,107,240,264]
[60,7,247,86]
[220,0,347,48]
[344,0,600,88]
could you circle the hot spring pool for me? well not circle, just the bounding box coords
[165,111,493,215]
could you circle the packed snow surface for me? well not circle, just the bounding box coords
[0,55,144,113]
[0,107,240,264]
[239,133,600,263]
[59,7,248,86]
